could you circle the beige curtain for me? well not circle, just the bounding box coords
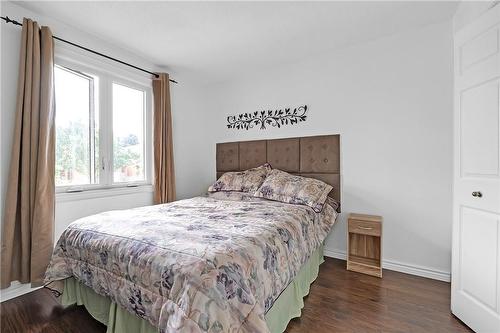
[152,73,176,204]
[1,18,55,289]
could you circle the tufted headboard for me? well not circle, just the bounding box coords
[216,134,341,211]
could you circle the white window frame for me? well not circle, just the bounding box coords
[54,45,153,198]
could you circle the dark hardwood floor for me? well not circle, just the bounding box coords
[285,259,471,333]
[1,258,472,333]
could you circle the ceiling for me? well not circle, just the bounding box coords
[15,1,458,84]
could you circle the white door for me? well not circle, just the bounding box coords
[452,4,500,333]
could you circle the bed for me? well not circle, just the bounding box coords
[45,134,341,333]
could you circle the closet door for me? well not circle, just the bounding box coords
[452,5,500,332]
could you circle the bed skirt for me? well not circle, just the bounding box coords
[61,245,324,333]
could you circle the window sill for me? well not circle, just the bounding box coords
[56,185,154,203]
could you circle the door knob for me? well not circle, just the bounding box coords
[472,191,482,198]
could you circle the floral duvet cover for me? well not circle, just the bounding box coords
[45,192,337,333]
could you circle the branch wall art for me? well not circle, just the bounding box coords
[227,105,307,130]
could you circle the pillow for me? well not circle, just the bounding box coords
[205,191,256,202]
[208,163,272,194]
[325,196,340,212]
[254,169,333,212]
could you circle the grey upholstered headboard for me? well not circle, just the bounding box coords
[216,134,341,211]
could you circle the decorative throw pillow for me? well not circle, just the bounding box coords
[254,169,333,212]
[208,163,272,194]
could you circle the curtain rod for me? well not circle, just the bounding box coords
[1,16,178,84]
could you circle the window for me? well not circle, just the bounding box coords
[55,66,99,187]
[54,58,152,193]
[112,83,146,183]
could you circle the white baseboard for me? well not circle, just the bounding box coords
[323,248,451,282]
[0,281,40,303]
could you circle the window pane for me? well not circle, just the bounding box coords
[112,83,145,183]
[54,66,99,186]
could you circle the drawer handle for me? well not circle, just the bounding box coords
[358,226,373,230]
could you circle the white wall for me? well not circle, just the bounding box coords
[0,1,208,300]
[171,83,214,199]
[203,21,454,280]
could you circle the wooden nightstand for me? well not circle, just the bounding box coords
[347,213,382,278]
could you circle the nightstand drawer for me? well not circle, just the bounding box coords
[348,220,381,236]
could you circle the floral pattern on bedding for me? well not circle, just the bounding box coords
[254,169,333,213]
[208,163,272,194]
[45,193,336,333]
